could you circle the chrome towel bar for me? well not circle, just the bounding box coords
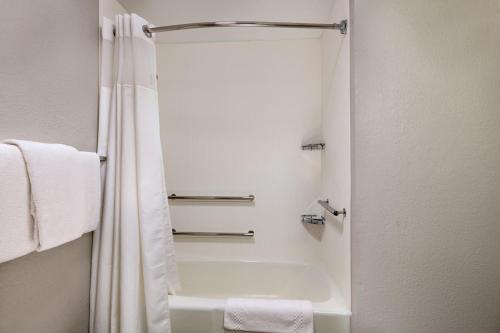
[172,229,254,238]
[318,199,346,217]
[168,194,255,202]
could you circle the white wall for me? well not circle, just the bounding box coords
[351,0,500,332]
[0,0,99,332]
[320,0,351,306]
[99,0,127,22]
[157,40,325,264]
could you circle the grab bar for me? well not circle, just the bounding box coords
[168,194,255,202]
[172,229,255,238]
[318,199,347,217]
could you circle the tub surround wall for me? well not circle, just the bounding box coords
[320,0,351,306]
[0,0,98,332]
[157,39,324,264]
[156,28,352,314]
[351,0,500,332]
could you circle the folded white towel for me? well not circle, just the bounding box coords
[224,298,314,333]
[4,140,101,251]
[0,144,37,263]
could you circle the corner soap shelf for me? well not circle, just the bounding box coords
[301,143,325,151]
[302,200,347,225]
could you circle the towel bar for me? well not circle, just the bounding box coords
[172,229,255,238]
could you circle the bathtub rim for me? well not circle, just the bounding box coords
[170,258,352,316]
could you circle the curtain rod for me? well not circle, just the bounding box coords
[141,20,348,38]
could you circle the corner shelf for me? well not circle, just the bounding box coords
[301,143,325,151]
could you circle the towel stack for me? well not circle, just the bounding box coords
[0,140,101,263]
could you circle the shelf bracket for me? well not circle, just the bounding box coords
[318,199,347,217]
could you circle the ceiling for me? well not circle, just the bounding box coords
[118,0,336,43]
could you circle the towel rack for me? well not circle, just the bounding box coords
[172,229,255,238]
[168,194,255,202]
[318,199,346,217]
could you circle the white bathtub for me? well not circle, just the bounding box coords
[169,260,350,333]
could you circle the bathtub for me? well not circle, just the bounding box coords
[169,260,350,333]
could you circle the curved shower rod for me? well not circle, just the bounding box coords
[142,19,348,38]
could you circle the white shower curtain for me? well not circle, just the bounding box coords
[91,14,180,333]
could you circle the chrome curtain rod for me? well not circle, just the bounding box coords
[142,19,347,38]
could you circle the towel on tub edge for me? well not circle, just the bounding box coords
[224,298,314,333]
[2,140,101,255]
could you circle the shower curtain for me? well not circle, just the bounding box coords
[91,14,180,333]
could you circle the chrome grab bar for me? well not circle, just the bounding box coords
[318,199,346,217]
[172,229,254,238]
[168,194,255,202]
